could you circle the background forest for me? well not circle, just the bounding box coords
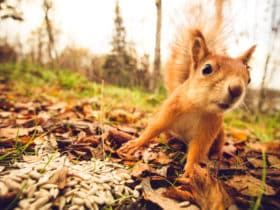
[0,0,279,112]
[0,1,280,209]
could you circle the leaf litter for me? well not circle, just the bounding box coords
[0,85,280,209]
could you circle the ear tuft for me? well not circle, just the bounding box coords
[191,30,208,68]
[238,45,256,64]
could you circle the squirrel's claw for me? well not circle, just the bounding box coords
[117,139,141,160]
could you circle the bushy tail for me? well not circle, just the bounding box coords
[165,0,227,94]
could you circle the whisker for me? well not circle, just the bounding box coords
[240,101,250,113]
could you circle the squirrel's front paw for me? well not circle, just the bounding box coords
[117,139,142,160]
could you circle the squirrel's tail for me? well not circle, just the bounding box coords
[165,0,227,94]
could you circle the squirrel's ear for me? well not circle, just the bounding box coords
[238,45,256,64]
[191,30,208,68]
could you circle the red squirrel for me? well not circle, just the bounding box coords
[118,0,256,177]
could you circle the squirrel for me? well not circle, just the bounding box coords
[118,0,256,177]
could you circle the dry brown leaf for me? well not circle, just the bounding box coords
[142,149,158,162]
[37,111,51,122]
[0,127,29,138]
[0,126,43,139]
[131,162,155,177]
[108,109,137,123]
[108,128,133,143]
[113,125,138,135]
[229,128,248,142]
[247,141,280,156]
[155,151,172,164]
[141,178,197,210]
[166,164,232,210]
[268,155,280,169]
[225,175,276,197]
[47,166,68,189]
[48,102,68,111]
[247,157,264,168]
[78,135,99,145]
[22,155,42,163]
[82,104,99,119]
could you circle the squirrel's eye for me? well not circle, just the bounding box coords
[248,77,251,84]
[202,64,212,75]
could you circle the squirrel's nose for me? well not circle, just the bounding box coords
[228,83,242,99]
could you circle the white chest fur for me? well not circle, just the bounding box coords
[168,111,201,142]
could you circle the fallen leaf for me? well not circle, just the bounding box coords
[142,149,158,163]
[37,111,51,122]
[82,104,98,118]
[247,141,280,156]
[247,157,264,168]
[0,126,43,139]
[0,127,28,138]
[48,102,68,111]
[225,175,276,197]
[229,128,248,142]
[155,165,169,177]
[108,109,137,123]
[113,125,138,135]
[131,162,155,177]
[155,151,172,164]
[267,155,280,169]
[108,128,133,143]
[165,164,232,210]
[141,178,196,210]
[47,166,68,189]
[22,155,42,163]
[78,135,99,145]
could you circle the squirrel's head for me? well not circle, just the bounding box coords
[187,30,256,113]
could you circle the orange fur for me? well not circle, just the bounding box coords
[118,0,256,177]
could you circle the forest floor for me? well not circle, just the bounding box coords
[0,64,280,210]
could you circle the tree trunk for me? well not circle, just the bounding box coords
[43,0,57,69]
[150,0,162,91]
[258,54,270,112]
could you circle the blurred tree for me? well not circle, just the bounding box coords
[150,0,162,90]
[258,0,280,111]
[43,0,57,65]
[58,46,91,71]
[26,0,60,66]
[28,25,47,64]
[0,0,23,21]
[103,0,150,89]
[111,0,126,58]
[0,37,17,63]
[103,0,128,86]
[89,55,107,82]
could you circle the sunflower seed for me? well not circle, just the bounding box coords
[4,178,21,189]
[68,205,80,210]
[29,171,41,180]
[29,196,49,209]
[27,184,37,198]
[41,202,52,210]
[58,196,66,210]
[42,183,57,189]
[19,199,31,209]
[0,181,8,194]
